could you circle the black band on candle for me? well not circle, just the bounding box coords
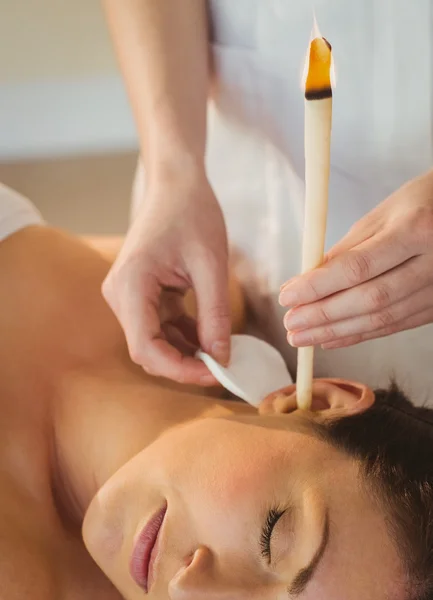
[305,88,333,101]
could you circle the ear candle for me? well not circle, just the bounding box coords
[296,31,333,411]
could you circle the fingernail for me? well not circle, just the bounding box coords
[211,341,230,366]
[284,312,306,331]
[279,289,299,307]
[200,374,216,385]
[280,276,299,291]
[288,332,312,347]
[288,333,297,347]
[321,342,339,350]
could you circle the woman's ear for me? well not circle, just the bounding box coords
[259,384,297,415]
[259,379,374,417]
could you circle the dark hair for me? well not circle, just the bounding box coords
[320,384,433,600]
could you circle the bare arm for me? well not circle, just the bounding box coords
[102,0,209,177]
[101,1,231,382]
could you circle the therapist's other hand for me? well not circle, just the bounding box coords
[102,168,231,385]
[280,170,433,349]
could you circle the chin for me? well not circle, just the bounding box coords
[82,449,168,591]
[83,481,125,563]
[83,482,139,599]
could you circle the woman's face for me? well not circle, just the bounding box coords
[83,411,404,600]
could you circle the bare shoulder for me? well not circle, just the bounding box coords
[0,538,58,599]
[0,501,59,599]
[0,475,123,600]
[81,235,124,261]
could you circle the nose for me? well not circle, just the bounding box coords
[169,547,259,600]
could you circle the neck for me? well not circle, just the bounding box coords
[50,361,252,523]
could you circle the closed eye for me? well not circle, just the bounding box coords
[260,508,286,563]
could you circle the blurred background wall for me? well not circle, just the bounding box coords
[0,0,138,234]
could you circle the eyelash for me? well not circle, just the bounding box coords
[260,507,285,560]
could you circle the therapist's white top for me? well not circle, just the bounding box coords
[133,1,433,404]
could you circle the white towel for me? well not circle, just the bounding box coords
[0,183,44,242]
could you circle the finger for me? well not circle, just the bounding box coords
[110,271,210,384]
[191,255,232,366]
[284,256,426,332]
[288,282,433,346]
[321,307,433,349]
[278,216,379,293]
[279,230,414,307]
[161,324,217,384]
[288,280,433,347]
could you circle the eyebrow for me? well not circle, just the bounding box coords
[287,511,330,597]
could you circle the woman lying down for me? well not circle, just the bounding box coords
[1,184,433,600]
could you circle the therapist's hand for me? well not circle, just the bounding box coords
[102,168,231,384]
[280,169,433,349]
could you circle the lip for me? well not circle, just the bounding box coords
[130,504,167,592]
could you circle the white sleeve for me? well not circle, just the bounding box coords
[0,183,45,242]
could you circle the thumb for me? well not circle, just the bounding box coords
[191,256,232,366]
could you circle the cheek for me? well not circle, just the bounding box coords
[210,451,280,507]
[142,419,321,515]
[179,426,295,508]
[190,429,328,526]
